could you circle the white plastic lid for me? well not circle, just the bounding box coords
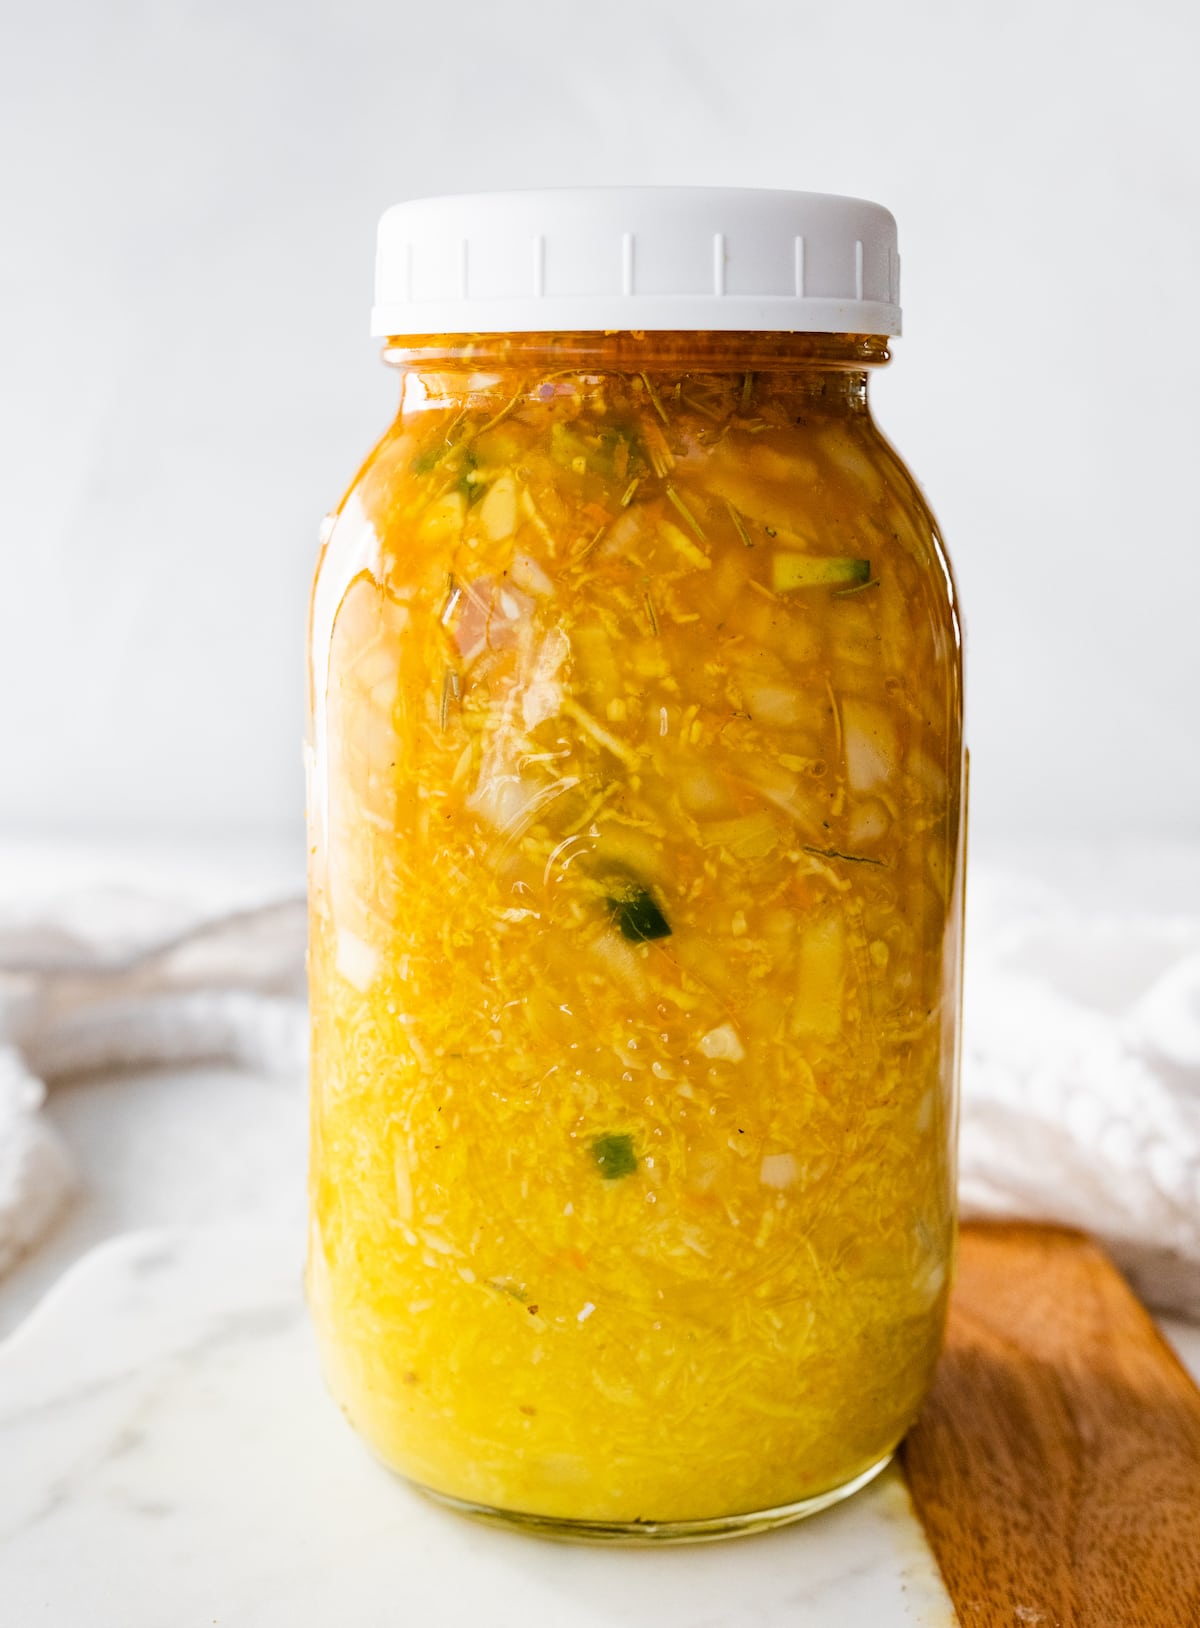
[371,187,901,339]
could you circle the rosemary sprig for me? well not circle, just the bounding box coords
[724,499,754,549]
[664,483,706,542]
[801,845,886,867]
[640,372,669,425]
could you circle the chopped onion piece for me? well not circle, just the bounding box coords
[760,1153,799,1189]
[336,927,379,992]
[842,699,898,791]
[510,551,555,597]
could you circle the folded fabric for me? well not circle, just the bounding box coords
[0,882,306,1279]
[0,1049,74,1281]
[0,861,1197,1317]
[960,871,1200,1316]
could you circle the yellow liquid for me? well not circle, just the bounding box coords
[307,333,964,1530]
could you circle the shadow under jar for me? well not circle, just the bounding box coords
[306,189,965,1543]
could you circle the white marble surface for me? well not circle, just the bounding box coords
[0,1060,306,1338]
[0,1227,957,1628]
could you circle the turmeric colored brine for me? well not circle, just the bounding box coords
[307,189,965,1541]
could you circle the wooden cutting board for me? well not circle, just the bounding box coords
[901,1222,1200,1627]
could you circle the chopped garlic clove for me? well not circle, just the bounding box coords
[699,1022,746,1062]
[478,474,518,541]
[418,491,466,544]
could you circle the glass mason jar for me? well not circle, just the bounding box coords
[307,189,965,1541]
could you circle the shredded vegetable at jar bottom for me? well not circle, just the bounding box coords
[307,332,964,1529]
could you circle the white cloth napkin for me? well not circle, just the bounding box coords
[960,870,1200,1316]
[1,860,1197,1317]
[0,875,307,1279]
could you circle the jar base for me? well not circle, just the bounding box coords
[412,1452,893,1546]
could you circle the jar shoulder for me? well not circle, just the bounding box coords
[314,399,957,636]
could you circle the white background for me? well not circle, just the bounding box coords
[3,0,1197,847]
